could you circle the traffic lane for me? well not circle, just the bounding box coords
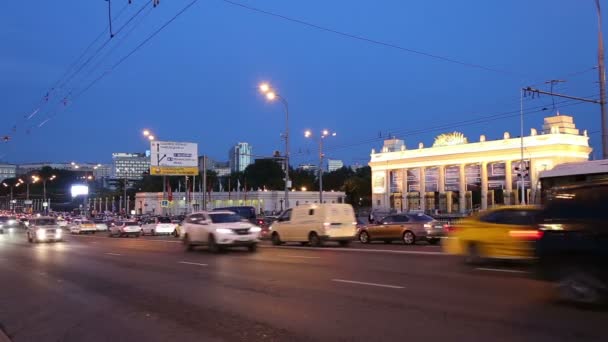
[3,233,608,341]
[0,234,305,342]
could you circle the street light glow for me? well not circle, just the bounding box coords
[266,91,277,101]
[304,130,312,138]
[143,129,150,136]
[322,129,329,136]
[259,83,270,93]
[18,179,24,184]
[148,135,155,141]
[2,183,7,187]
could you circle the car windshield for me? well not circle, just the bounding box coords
[209,213,243,223]
[158,217,172,223]
[34,218,57,226]
[406,214,434,222]
[0,216,8,223]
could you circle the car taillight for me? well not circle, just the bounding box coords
[508,229,543,240]
[444,224,456,233]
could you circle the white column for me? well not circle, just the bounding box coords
[459,164,466,214]
[419,167,426,212]
[438,165,446,193]
[401,168,408,212]
[481,161,488,210]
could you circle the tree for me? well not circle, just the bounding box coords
[322,166,355,191]
[243,159,284,190]
[290,168,317,191]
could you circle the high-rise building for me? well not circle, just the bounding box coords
[298,163,318,172]
[0,163,16,182]
[327,159,344,172]
[213,161,231,177]
[229,142,252,173]
[112,153,150,180]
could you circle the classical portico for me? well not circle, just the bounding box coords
[369,115,592,214]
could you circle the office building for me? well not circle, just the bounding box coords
[16,162,111,179]
[0,163,17,182]
[112,153,150,180]
[327,159,344,172]
[229,142,252,173]
[213,161,231,177]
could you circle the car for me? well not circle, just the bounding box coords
[357,213,444,245]
[26,217,63,243]
[213,206,258,225]
[69,219,98,234]
[270,203,357,247]
[181,211,261,253]
[109,221,142,237]
[141,216,178,236]
[93,219,109,232]
[442,206,542,263]
[535,182,608,306]
[0,216,20,233]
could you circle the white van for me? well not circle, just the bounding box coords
[270,203,357,247]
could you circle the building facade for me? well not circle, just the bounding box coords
[16,162,111,179]
[112,153,150,180]
[369,114,591,214]
[327,159,344,172]
[0,163,17,182]
[134,190,346,216]
[229,142,252,173]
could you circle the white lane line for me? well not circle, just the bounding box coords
[178,261,208,267]
[475,268,530,274]
[261,245,446,256]
[332,279,405,289]
[280,255,321,259]
[105,253,122,256]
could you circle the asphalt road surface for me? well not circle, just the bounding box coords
[0,231,606,342]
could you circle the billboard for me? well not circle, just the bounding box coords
[150,141,199,176]
[372,172,386,194]
[71,185,89,197]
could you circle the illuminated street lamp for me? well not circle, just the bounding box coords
[258,82,291,209]
[305,129,337,203]
[2,180,21,213]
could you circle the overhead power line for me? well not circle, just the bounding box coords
[220,0,523,77]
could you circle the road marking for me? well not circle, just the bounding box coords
[280,255,321,259]
[332,279,405,289]
[262,245,446,256]
[178,261,208,267]
[105,253,122,256]
[475,268,530,274]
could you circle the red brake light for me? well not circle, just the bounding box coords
[508,229,543,240]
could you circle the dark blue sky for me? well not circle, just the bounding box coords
[1,0,605,166]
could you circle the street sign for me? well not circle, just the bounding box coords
[161,200,169,208]
[43,202,48,207]
[150,141,198,176]
[24,200,33,205]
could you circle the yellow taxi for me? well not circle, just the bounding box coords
[443,206,542,263]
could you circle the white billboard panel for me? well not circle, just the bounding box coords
[150,141,198,176]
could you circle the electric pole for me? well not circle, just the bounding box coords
[595,0,608,159]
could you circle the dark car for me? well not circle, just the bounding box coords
[535,182,608,306]
[213,206,257,223]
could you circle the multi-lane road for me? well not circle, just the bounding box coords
[0,231,606,342]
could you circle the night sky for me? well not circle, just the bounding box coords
[1,0,605,166]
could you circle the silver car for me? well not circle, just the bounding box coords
[357,213,444,245]
[26,217,63,243]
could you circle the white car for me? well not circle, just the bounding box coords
[109,221,141,238]
[26,217,63,243]
[141,217,178,236]
[93,220,109,232]
[181,211,261,253]
[56,218,68,228]
[70,220,98,234]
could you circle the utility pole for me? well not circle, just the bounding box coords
[596,0,608,159]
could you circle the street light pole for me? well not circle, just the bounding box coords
[319,137,324,204]
[596,0,608,159]
[279,96,290,209]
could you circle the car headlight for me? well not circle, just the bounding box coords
[36,228,46,235]
[8,220,16,225]
[56,229,62,235]
[215,228,232,234]
[250,227,262,233]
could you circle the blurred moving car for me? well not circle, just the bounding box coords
[181,211,261,253]
[109,221,142,237]
[270,203,357,247]
[213,206,258,224]
[93,219,109,232]
[443,206,542,263]
[70,220,98,234]
[535,182,608,306]
[142,216,178,236]
[0,216,20,233]
[26,217,62,243]
[357,213,444,245]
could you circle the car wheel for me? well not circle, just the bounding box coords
[183,234,194,251]
[300,242,309,246]
[152,230,156,236]
[135,233,141,238]
[27,233,33,243]
[208,234,221,253]
[464,243,482,265]
[428,238,440,245]
[271,232,282,246]
[384,240,392,244]
[556,266,606,306]
[358,231,370,244]
[248,244,258,252]
[338,240,351,247]
[309,232,322,247]
[402,231,415,245]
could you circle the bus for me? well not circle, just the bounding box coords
[538,159,608,203]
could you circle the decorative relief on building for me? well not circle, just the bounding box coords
[433,132,468,147]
